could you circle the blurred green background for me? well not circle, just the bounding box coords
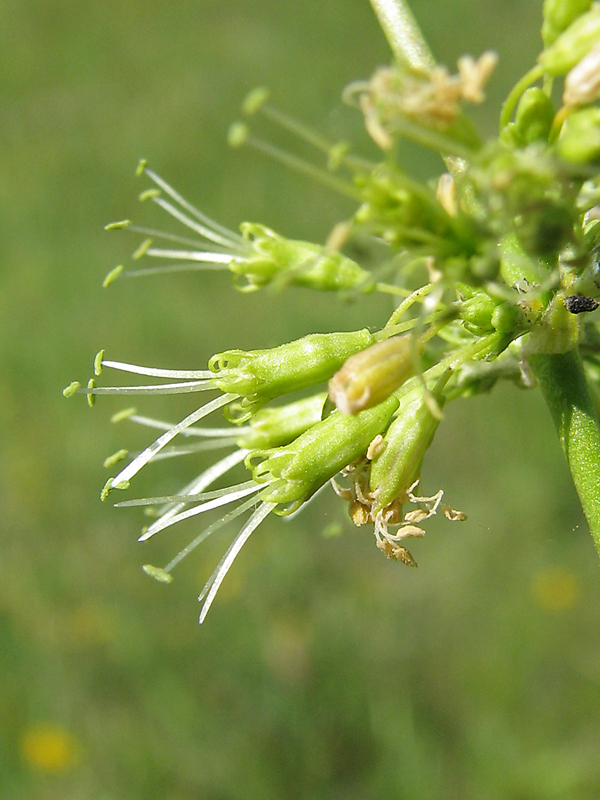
[2,0,600,797]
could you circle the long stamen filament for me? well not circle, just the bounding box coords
[109,393,238,489]
[159,495,262,575]
[80,380,215,396]
[148,439,238,459]
[198,501,277,623]
[244,134,363,201]
[139,482,263,540]
[101,360,214,380]
[144,248,239,264]
[149,194,242,251]
[123,263,231,277]
[144,168,246,248]
[117,480,259,508]
[124,413,247,438]
[151,448,250,522]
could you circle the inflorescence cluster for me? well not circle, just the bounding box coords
[66,0,600,621]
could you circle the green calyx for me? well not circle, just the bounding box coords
[236,223,373,292]
[209,329,375,416]
[513,88,555,145]
[247,394,400,512]
[369,390,443,512]
[237,393,326,449]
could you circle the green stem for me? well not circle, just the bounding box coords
[499,64,544,130]
[369,0,435,72]
[529,350,600,557]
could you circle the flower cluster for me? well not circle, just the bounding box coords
[67,0,600,620]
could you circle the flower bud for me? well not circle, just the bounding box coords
[237,393,326,449]
[513,88,555,144]
[247,395,399,512]
[542,0,592,45]
[328,335,418,415]
[457,287,500,333]
[539,4,600,75]
[556,106,600,163]
[369,391,443,512]
[237,223,373,292]
[491,302,521,334]
[564,42,600,105]
[210,330,375,411]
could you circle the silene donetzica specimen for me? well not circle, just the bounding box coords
[66,0,600,622]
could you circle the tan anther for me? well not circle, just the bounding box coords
[404,508,430,524]
[442,504,467,521]
[426,256,443,283]
[436,173,458,217]
[325,220,351,252]
[457,51,498,103]
[367,434,386,460]
[396,524,426,539]
[377,539,418,566]
[349,500,371,526]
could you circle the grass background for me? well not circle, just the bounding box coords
[2,0,600,797]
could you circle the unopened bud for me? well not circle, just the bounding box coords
[237,393,326,449]
[564,42,600,104]
[247,395,399,512]
[539,4,600,75]
[328,335,418,415]
[542,0,592,46]
[513,87,555,144]
[238,223,373,292]
[556,105,600,163]
[369,391,443,512]
[210,329,375,409]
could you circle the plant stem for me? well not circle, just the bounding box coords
[370,0,435,72]
[499,64,544,130]
[529,350,600,557]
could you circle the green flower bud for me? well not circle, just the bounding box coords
[328,335,418,415]
[210,329,375,418]
[539,4,600,75]
[237,393,326,449]
[247,395,400,512]
[564,42,600,105]
[556,106,600,163]
[491,302,521,334]
[458,289,500,333]
[542,0,592,46]
[369,392,443,512]
[237,223,373,292]
[513,88,555,145]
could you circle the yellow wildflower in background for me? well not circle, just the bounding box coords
[20,723,80,773]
